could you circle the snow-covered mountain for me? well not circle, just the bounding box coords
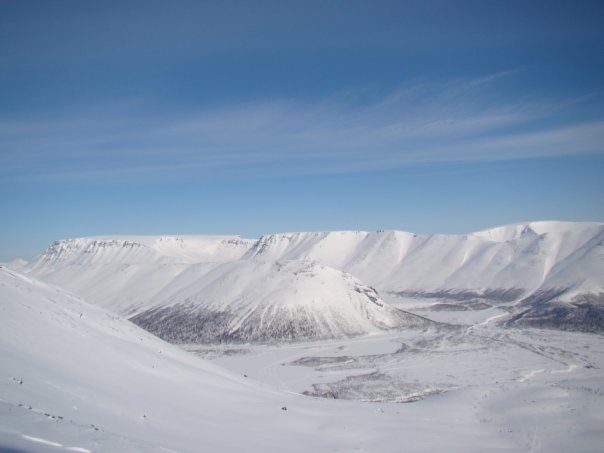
[27,235,254,314]
[2,266,490,452]
[24,221,604,338]
[24,235,428,342]
[1,258,28,271]
[132,259,428,343]
[244,221,604,298]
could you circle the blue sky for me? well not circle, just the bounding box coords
[1,0,604,261]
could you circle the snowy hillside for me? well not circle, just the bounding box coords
[24,221,604,337]
[2,265,542,453]
[245,221,604,297]
[2,258,28,271]
[28,235,253,267]
[26,235,254,314]
[132,260,429,343]
[242,222,604,332]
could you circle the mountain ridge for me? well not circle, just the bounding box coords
[21,221,604,339]
[132,259,430,343]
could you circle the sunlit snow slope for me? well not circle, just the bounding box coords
[132,259,428,343]
[26,235,254,314]
[24,221,604,337]
[25,236,428,342]
[245,222,604,297]
[0,266,510,453]
[242,222,604,332]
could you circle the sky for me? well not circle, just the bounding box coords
[1,0,604,261]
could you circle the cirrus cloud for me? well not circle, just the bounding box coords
[1,75,603,183]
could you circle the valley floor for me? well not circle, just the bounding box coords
[187,322,604,452]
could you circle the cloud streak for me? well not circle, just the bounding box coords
[1,76,603,183]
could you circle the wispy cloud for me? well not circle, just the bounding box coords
[1,75,603,183]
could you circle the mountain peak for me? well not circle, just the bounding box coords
[131,259,429,343]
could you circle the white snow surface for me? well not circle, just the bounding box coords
[26,235,254,315]
[2,266,603,452]
[132,259,423,342]
[25,236,426,341]
[0,266,523,452]
[244,221,604,295]
[21,222,604,341]
[2,258,28,271]
[25,221,604,308]
[28,235,254,266]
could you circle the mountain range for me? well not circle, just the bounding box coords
[17,221,604,342]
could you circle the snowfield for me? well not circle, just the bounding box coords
[2,221,604,451]
[1,266,604,452]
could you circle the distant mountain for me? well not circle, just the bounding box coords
[245,222,604,299]
[240,222,604,332]
[27,235,254,314]
[24,221,604,339]
[1,257,28,271]
[132,259,428,343]
[25,235,428,342]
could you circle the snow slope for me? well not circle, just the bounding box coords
[0,266,518,452]
[2,258,28,271]
[245,221,604,297]
[24,221,604,337]
[131,259,428,343]
[241,222,604,332]
[26,235,254,314]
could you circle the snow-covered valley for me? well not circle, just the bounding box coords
[2,221,604,451]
